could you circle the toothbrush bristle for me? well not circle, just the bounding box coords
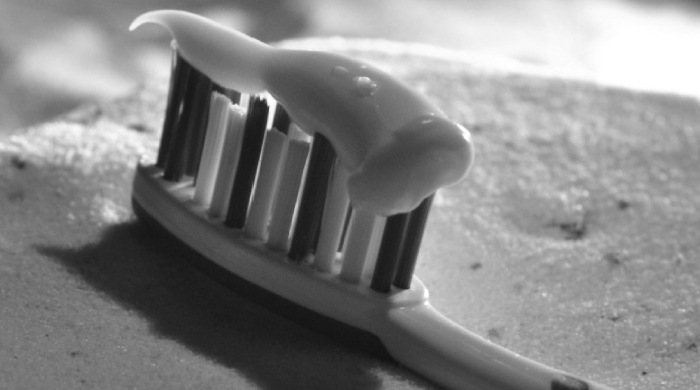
[208,105,246,218]
[314,162,350,273]
[213,82,241,104]
[158,52,190,169]
[161,61,213,182]
[371,213,410,293]
[392,194,434,289]
[244,127,289,240]
[161,58,196,181]
[266,138,310,251]
[288,134,336,262]
[339,208,378,282]
[153,48,434,290]
[184,74,213,180]
[193,92,231,207]
[271,104,291,135]
[224,96,270,228]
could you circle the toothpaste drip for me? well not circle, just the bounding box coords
[131,10,474,215]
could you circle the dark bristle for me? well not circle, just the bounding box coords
[162,60,201,182]
[288,134,335,262]
[224,96,270,228]
[184,73,214,180]
[213,82,241,104]
[272,104,291,134]
[393,194,434,289]
[158,52,191,169]
[337,206,353,250]
[371,213,410,293]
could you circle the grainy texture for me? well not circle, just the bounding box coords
[1,40,698,390]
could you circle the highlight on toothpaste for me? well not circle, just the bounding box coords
[130,10,474,216]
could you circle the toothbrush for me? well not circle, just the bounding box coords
[130,10,613,390]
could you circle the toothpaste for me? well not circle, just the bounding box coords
[131,10,474,215]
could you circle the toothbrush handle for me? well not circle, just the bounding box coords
[378,303,614,390]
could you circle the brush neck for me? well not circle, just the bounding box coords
[376,303,614,390]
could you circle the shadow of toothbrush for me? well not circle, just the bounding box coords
[36,221,436,390]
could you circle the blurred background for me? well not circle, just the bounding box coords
[0,0,698,134]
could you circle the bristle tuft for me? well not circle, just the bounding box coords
[392,195,434,289]
[224,96,270,228]
[288,134,335,261]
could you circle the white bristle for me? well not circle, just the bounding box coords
[339,208,378,283]
[362,215,386,279]
[244,128,289,240]
[208,103,246,218]
[314,162,350,273]
[238,93,251,110]
[193,92,231,206]
[265,96,279,130]
[266,138,310,251]
[288,123,312,143]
